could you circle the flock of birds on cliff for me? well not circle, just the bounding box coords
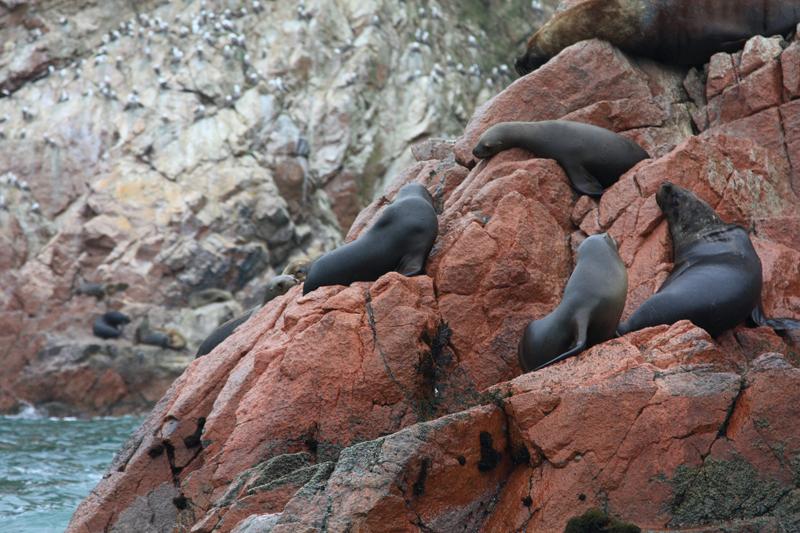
[86,0,800,371]
[0,0,509,146]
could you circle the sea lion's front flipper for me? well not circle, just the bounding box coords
[396,252,426,276]
[749,306,800,331]
[534,313,589,371]
[562,163,604,197]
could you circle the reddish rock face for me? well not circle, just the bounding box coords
[70,36,800,533]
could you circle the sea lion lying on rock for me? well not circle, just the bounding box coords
[618,182,800,337]
[515,0,800,75]
[303,183,438,295]
[195,274,298,358]
[473,121,648,197]
[519,233,628,372]
[92,311,131,339]
[135,318,186,350]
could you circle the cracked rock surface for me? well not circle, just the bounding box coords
[0,0,557,416]
[68,32,800,532]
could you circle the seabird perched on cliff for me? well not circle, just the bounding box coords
[125,91,142,109]
[194,104,206,118]
[158,76,168,88]
[252,1,263,12]
[58,90,69,103]
[31,202,41,213]
[21,107,35,121]
[171,47,184,63]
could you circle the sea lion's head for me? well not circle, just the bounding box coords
[396,182,434,206]
[282,258,314,282]
[514,51,547,76]
[578,232,619,261]
[166,330,187,350]
[263,274,298,304]
[104,310,131,325]
[472,123,513,159]
[656,182,722,246]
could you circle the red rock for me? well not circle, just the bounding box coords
[69,34,800,533]
[782,42,800,100]
[706,52,737,99]
[739,36,784,78]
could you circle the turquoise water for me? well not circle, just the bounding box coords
[0,409,142,533]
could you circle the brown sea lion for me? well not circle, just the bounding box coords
[135,318,186,350]
[515,0,800,75]
[518,233,628,372]
[618,182,800,337]
[473,121,648,196]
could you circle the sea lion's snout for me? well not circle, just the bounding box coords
[472,143,489,159]
[656,181,677,210]
[601,232,618,250]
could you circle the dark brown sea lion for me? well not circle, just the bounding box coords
[92,311,131,339]
[518,233,628,372]
[618,182,800,337]
[195,274,298,358]
[302,183,438,295]
[515,0,800,75]
[473,121,648,196]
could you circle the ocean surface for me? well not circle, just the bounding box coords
[0,409,143,533]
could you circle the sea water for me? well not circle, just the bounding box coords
[0,408,142,533]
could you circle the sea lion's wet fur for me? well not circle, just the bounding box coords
[516,0,800,75]
[518,233,627,372]
[93,311,131,339]
[302,183,438,295]
[473,121,648,197]
[619,183,764,337]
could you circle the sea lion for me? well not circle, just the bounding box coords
[618,182,800,337]
[302,182,438,295]
[472,121,648,197]
[282,258,314,282]
[518,233,627,372]
[263,274,298,302]
[189,288,234,309]
[195,312,253,358]
[135,318,186,350]
[515,0,800,75]
[92,311,131,339]
[195,274,298,358]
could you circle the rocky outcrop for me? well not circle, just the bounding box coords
[69,32,800,532]
[0,0,559,416]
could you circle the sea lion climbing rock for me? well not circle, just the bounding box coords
[195,274,298,358]
[92,311,131,339]
[518,233,627,372]
[303,183,438,295]
[472,121,648,197]
[618,182,800,337]
[515,0,800,75]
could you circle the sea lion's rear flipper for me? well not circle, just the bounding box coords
[534,313,589,371]
[396,252,426,276]
[749,306,800,331]
[562,163,604,197]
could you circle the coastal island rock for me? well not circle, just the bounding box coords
[69,29,800,532]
